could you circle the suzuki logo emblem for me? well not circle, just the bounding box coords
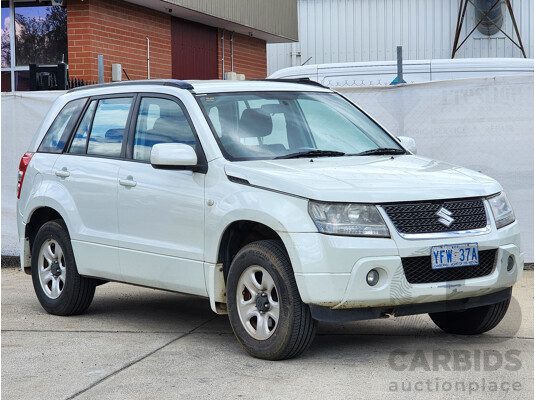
[436,207,455,227]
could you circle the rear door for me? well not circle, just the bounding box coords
[53,95,135,280]
[116,94,206,295]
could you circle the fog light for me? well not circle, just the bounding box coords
[366,269,379,286]
[507,255,515,272]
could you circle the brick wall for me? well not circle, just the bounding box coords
[218,30,267,79]
[67,1,267,83]
[67,0,172,83]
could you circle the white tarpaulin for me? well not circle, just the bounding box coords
[338,75,534,261]
[1,91,63,256]
[1,76,533,261]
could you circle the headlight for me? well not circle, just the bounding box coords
[308,201,390,237]
[488,192,515,229]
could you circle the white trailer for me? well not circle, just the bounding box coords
[268,58,534,87]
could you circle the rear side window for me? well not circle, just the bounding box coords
[69,100,97,154]
[87,98,133,157]
[67,97,133,157]
[38,98,86,153]
[133,97,196,162]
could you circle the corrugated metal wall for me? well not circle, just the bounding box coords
[163,0,298,41]
[267,0,534,75]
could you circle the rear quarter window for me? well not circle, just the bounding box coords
[38,98,87,153]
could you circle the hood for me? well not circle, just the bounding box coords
[224,155,502,203]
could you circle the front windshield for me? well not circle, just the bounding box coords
[197,91,403,161]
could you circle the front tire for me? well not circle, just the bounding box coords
[31,220,96,316]
[226,240,317,360]
[429,296,511,335]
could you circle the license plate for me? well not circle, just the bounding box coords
[431,243,479,269]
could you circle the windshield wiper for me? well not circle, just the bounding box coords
[349,148,406,156]
[274,150,346,159]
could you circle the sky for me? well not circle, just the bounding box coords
[1,8,8,30]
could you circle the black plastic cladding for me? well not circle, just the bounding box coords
[382,198,488,234]
[402,249,497,284]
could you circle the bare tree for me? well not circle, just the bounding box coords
[1,25,10,67]
[15,6,67,66]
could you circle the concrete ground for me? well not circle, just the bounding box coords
[2,268,533,400]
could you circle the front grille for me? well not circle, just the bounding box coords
[382,198,487,235]
[402,249,497,284]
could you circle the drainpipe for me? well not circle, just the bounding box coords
[146,37,150,79]
[221,30,225,78]
[230,32,234,72]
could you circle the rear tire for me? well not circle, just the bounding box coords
[31,220,96,316]
[429,296,511,335]
[226,240,317,360]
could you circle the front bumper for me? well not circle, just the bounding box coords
[310,287,512,322]
[285,221,523,310]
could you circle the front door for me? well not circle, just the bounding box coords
[117,95,206,295]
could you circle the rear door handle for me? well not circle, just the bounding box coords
[55,168,70,178]
[119,176,137,187]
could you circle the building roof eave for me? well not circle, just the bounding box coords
[124,0,298,43]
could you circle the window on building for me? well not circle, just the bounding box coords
[1,71,10,92]
[1,5,10,68]
[1,0,67,92]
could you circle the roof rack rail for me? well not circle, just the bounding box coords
[67,79,194,93]
[258,77,329,89]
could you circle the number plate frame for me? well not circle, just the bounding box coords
[431,243,479,269]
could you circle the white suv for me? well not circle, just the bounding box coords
[17,79,522,360]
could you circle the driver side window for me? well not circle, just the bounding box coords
[133,97,196,162]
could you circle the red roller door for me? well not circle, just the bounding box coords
[171,17,218,80]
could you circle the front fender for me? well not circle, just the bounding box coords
[204,179,316,265]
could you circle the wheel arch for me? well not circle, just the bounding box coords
[217,220,286,280]
[23,207,67,273]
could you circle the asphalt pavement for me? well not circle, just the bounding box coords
[2,267,533,400]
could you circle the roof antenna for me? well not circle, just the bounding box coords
[123,69,130,80]
[301,56,312,66]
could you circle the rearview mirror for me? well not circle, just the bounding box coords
[397,136,417,154]
[150,143,200,170]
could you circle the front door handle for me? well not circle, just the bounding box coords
[119,176,137,187]
[55,168,70,178]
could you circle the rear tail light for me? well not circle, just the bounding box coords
[17,152,34,199]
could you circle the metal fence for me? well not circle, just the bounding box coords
[68,78,97,89]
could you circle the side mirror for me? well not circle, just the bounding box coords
[397,136,417,154]
[150,143,200,170]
